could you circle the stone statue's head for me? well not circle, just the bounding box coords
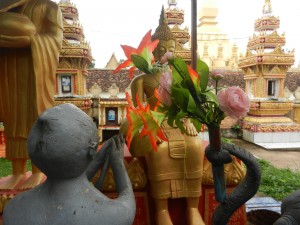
[28,104,98,178]
[151,6,176,62]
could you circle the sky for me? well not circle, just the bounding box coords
[53,0,300,68]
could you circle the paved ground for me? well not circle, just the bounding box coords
[231,138,300,172]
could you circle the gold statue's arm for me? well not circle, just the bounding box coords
[0,12,36,47]
[130,76,145,107]
[0,34,31,47]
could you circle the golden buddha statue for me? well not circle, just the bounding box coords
[121,8,205,225]
[0,0,63,189]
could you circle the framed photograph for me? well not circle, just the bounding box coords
[61,75,72,93]
[105,107,118,125]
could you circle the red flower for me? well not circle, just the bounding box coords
[114,30,159,79]
[125,92,167,151]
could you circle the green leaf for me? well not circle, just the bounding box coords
[197,59,209,93]
[172,57,189,79]
[140,47,153,67]
[131,54,151,74]
[187,94,197,113]
[174,111,187,133]
[172,86,189,110]
[166,104,180,128]
[151,111,167,126]
[190,118,203,133]
[204,90,219,104]
[172,68,183,84]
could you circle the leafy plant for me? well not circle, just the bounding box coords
[231,124,243,138]
[258,159,300,200]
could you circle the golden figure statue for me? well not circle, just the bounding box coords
[0,0,63,189]
[121,8,205,225]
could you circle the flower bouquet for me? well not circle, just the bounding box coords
[114,30,251,203]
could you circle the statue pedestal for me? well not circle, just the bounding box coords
[242,101,300,147]
[202,186,247,225]
[243,116,300,148]
[115,146,247,225]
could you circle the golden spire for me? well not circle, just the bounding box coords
[151,6,176,42]
[262,0,272,15]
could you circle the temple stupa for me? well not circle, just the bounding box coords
[54,0,93,111]
[239,0,300,147]
[197,0,240,69]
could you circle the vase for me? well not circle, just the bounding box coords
[206,126,231,203]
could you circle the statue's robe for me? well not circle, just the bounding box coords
[0,0,63,159]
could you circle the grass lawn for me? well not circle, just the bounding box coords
[0,157,299,201]
[258,159,300,200]
[0,158,31,177]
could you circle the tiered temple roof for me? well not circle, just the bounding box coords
[239,0,294,100]
[58,0,93,68]
[165,0,192,63]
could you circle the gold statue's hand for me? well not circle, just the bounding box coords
[0,34,31,47]
[182,118,198,136]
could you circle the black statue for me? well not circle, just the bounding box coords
[205,142,261,225]
[3,104,136,225]
[274,190,300,225]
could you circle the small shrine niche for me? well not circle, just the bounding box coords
[98,82,127,142]
[58,74,73,97]
[105,107,118,126]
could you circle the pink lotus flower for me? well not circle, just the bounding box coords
[160,52,174,64]
[217,87,250,120]
[211,69,225,81]
[157,71,172,106]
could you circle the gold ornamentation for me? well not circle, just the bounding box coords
[248,100,294,116]
[202,157,246,186]
[171,24,190,44]
[254,16,280,31]
[92,158,147,191]
[243,113,300,132]
[165,7,184,25]
[248,30,285,49]
[127,158,147,189]
[54,97,92,111]
[244,116,293,124]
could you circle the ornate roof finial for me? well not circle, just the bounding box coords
[262,0,272,15]
[168,0,177,7]
[151,6,176,41]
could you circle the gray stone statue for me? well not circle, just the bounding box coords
[274,190,300,225]
[3,104,136,225]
